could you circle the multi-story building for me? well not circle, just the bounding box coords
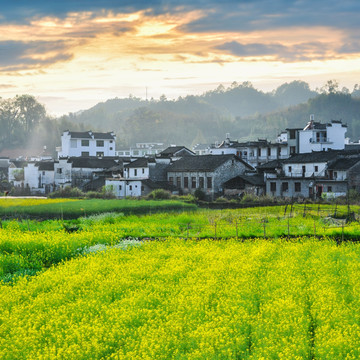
[57,130,116,158]
[285,115,347,155]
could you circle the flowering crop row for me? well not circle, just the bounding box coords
[1,239,360,359]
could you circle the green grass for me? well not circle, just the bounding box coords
[0,198,197,219]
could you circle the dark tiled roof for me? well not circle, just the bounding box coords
[283,151,341,164]
[36,161,55,171]
[10,160,27,168]
[159,146,195,157]
[68,131,115,140]
[125,158,149,168]
[223,175,264,188]
[328,157,360,170]
[69,157,118,169]
[68,131,92,139]
[92,132,115,140]
[257,159,285,170]
[167,155,253,172]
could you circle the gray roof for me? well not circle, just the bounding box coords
[36,161,55,171]
[159,146,195,157]
[125,158,149,168]
[69,157,118,169]
[328,157,360,170]
[167,154,253,172]
[283,151,342,164]
[224,175,265,188]
[257,159,284,170]
[67,131,115,140]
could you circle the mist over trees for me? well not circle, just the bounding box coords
[1,80,360,155]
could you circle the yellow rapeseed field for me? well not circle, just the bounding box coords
[1,238,360,359]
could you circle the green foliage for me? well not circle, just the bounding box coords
[48,187,85,199]
[147,189,171,200]
[86,185,116,199]
[194,188,206,201]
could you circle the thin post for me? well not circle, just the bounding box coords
[314,220,316,238]
[214,222,217,240]
[287,217,290,238]
[263,220,266,239]
[187,223,189,240]
[303,203,306,217]
[236,220,238,240]
[342,222,345,242]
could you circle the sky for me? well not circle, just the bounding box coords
[1,0,360,116]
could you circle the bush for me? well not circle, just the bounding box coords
[194,188,206,201]
[86,186,116,200]
[48,187,85,199]
[147,189,171,200]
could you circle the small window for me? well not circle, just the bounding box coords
[169,176,174,184]
[270,182,276,192]
[81,140,89,146]
[184,177,189,188]
[119,185,122,190]
[134,169,137,176]
[81,152,89,157]
[96,152,104,157]
[142,168,145,174]
[110,147,113,150]
[267,148,271,156]
[191,177,196,189]
[295,182,301,192]
[129,185,132,191]
[328,186,332,192]
[207,177,212,189]
[199,177,204,189]
[96,140,104,147]
[42,171,45,176]
[288,166,292,173]
[281,182,288,192]
[57,168,62,174]
[290,146,296,154]
[314,166,318,172]
[176,177,181,188]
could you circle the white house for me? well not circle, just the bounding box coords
[57,130,116,158]
[23,161,56,194]
[286,116,347,155]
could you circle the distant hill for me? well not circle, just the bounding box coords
[58,80,360,147]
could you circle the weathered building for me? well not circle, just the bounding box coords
[166,154,253,198]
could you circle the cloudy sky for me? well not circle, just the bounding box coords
[1,0,360,115]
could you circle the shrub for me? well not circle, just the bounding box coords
[194,188,206,201]
[48,187,85,199]
[147,189,171,200]
[86,186,116,199]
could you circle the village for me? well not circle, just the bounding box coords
[2,115,360,200]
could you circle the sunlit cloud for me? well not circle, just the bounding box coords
[0,1,359,114]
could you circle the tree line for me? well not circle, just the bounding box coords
[1,80,360,155]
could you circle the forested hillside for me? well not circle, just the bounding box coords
[1,80,360,155]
